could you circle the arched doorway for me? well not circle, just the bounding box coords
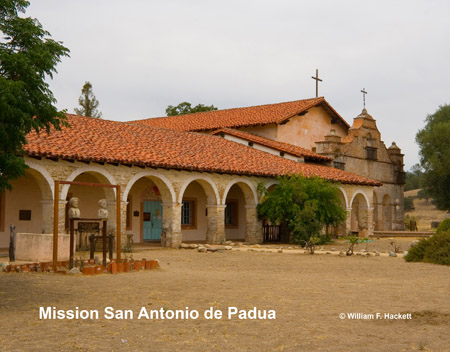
[0,168,53,247]
[123,172,175,245]
[63,171,116,232]
[351,193,369,233]
[222,179,260,243]
[178,177,220,243]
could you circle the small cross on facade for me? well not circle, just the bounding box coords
[361,88,367,108]
[311,69,322,98]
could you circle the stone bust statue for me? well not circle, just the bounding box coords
[98,199,109,219]
[68,197,81,219]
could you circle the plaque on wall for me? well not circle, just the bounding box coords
[19,210,32,221]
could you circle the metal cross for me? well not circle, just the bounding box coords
[311,69,322,98]
[361,88,367,108]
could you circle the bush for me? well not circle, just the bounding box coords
[404,197,415,211]
[436,218,450,233]
[404,231,450,265]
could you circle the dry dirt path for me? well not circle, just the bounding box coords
[0,248,449,351]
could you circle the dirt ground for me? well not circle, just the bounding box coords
[0,240,449,352]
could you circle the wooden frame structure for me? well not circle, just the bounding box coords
[52,180,121,268]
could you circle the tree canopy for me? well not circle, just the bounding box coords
[165,102,218,116]
[257,176,347,244]
[0,0,69,191]
[74,81,102,118]
[416,104,450,210]
[404,163,424,191]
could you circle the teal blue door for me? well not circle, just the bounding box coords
[143,201,163,241]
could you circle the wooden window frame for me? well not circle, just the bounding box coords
[365,146,378,161]
[126,195,132,230]
[181,198,197,229]
[333,161,345,170]
[225,199,239,228]
[0,192,5,232]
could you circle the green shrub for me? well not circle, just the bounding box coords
[404,231,450,265]
[404,197,415,211]
[436,218,450,234]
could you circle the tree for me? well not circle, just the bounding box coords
[0,0,69,191]
[74,81,102,118]
[404,163,424,191]
[257,176,347,245]
[165,101,218,116]
[416,104,450,210]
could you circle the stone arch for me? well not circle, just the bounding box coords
[337,187,349,208]
[177,175,220,205]
[221,178,258,206]
[350,191,370,209]
[61,165,118,201]
[123,171,176,204]
[264,180,279,190]
[350,192,369,232]
[24,160,54,200]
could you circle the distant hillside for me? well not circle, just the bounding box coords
[404,189,450,230]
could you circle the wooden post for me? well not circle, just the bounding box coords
[102,220,107,267]
[53,181,60,269]
[69,218,74,269]
[116,185,121,262]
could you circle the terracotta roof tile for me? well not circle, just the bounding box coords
[211,128,332,162]
[24,114,380,186]
[133,97,350,131]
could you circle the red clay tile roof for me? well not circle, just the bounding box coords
[24,114,380,186]
[211,128,332,162]
[134,97,350,131]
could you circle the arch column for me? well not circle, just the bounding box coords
[346,207,352,235]
[40,200,54,234]
[367,207,374,236]
[163,203,182,248]
[245,205,263,244]
[58,200,68,234]
[206,205,226,244]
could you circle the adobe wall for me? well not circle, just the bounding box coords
[277,106,347,150]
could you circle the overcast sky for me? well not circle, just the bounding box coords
[27,0,450,170]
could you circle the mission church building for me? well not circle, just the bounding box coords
[0,97,404,249]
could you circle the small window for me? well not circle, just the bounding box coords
[181,199,196,229]
[333,161,345,170]
[0,192,5,232]
[365,147,377,160]
[126,195,132,230]
[225,200,238,228]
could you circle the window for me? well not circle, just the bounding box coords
[181,199,196,228]
[365,146,377,160]
[225,200,238,227]
[333,161,345,170]
[0,192,5,232]
[126,195,132,230]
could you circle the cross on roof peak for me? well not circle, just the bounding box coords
[361,88,367,108]
[311,69,322,98]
